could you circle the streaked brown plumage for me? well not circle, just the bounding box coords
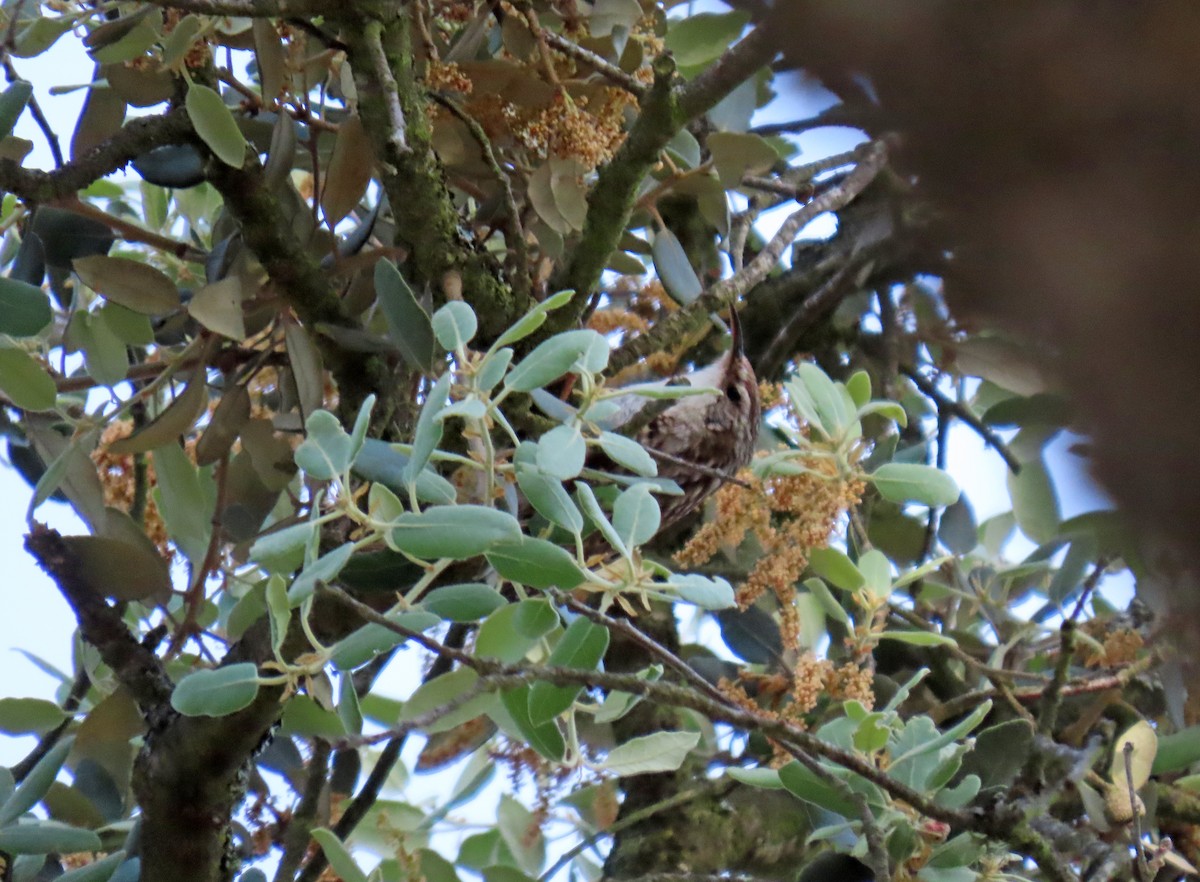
[606,311,760,529]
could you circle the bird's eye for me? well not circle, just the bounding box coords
[725,384,741,404]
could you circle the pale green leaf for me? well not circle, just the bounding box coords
[185,82,246,167]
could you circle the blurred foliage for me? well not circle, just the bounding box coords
[0,3,1189,882]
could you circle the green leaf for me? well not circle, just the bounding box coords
[589,0,642,38]
[486,536,586,589]
[422,584,508,622]
[1007,456,1061,544]
[612,483,660,549]
[665,10,750,67]
[330,611,440,671]
[845,370,871,408]
[528,618,610,725]
[651,228,703,305]
[0,698,67,735]
[870,463,961,507]
[311,828,369,882]
[375,259,433,373]
[266,573,289,654]
[354,439,456,505]
[0,80,33,138]
[496,796,547,876]
[595,431,657,476]
[69,309,128,387]
[604,731,700,776]
[670,573,735,610]
[792,363,852,440]
[0,277,51,337]
[498,686,566,762]
[151,441,213,566]
[778,760,856,818]
[100,301,153,346]
[0,820,102,855]
[320,113,372,225]
[432,301,478,350]
[804,577,851,627]
[399,668,496,735]
[0,736,72,825]
[1153,725,1200,775]
[707,131,779,189]
[807,547,865,592]
[189,277,246,340]
[574,482,628,558]
[476,600,558,663]
[490,292,571,351]
[407,372,451,482]
[170,662,260,716]
[388,505,521,560]
[0,345,56,411]
[288,542,354,603]
[726,767,785,789]
[535,423,586,480]
[338,676,360,739]
[1110,720,1157,790]
[106,374,206,455]
[56,534,171,602]
[505,330,609,392]
[249,521,315,574]
[515,465,584,534]
[73,254,180,314]
[196,382,251,466]
[295,410,354,481]
[279,696,345,739]
[878,630,958,648]
[185,82,246,167]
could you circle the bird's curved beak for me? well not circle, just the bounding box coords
[729,306,744,357]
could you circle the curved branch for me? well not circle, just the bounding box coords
[0,108,194,203]
[24,524,173,716]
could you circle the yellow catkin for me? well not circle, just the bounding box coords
[677,456,864,650]
[92,421,172,559]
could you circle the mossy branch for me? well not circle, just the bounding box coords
[205,156,392,430]
[341,12,522,341]
[550,28,775,333]
[0,108,194,202]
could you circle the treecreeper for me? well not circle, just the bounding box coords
[605,309,761,531]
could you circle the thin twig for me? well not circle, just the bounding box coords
[554,591,730,706]
[317,584,970,828]
[534,21,647,98]
[1069,558,1111,623]
[10,672,90,782]
[537,780,733,882]
[272,740,331,882]
[167,455,231,659]
[902,365,1022,475]
[61,197,205,262]
[3,60,63,168]
[362,21,409,154]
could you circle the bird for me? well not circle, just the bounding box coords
[602,309,761,531]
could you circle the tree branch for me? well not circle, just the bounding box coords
[339,10,521,342]
[611,141,887,375]
[203,154,392,429]
[553,29,775,332]
[24,524,173,716]
[0,108,194,202]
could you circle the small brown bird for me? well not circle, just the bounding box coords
[605,310,761,529]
